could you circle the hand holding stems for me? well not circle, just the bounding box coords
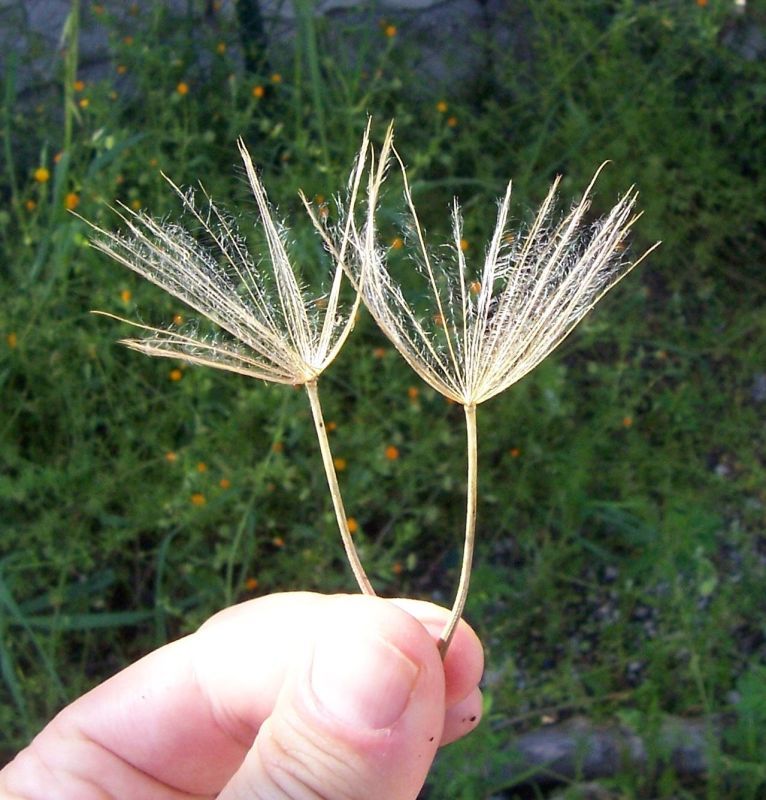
[0,593,484,800]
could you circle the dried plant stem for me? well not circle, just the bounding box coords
[438,403,479,658]
[305,379,376,596]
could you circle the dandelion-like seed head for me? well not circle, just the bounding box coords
[88,127,371,387]
[352,125,659,408]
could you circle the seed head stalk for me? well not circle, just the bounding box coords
[305,379,375,596]
[438,402,478,657]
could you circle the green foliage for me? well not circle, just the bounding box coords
[1,0,765,794]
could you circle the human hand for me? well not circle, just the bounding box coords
[1,592,484,799]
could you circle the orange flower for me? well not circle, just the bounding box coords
[197,461,207,473]
[116,64,127,75]
[219,477,231,489]
[190,492,206,506]
[172,313,183,325]
[245,576,259,590]
[123,35,134,45]
[385,445,400,461]
[252,85,265,99]
[347,517,358,534]
[407,386,419,400]
[271,73,282,83]
[509,447,521,458]
[73,79,85,92]
[272,441,284,454]
[24,199,37,211]
[272,536,285,548]
[169,368,183,382]
[469,280,481,295]
[622,415,633,428]
[216,41,227,54]
[384,24,397,37]
[436,100,448,113]
[165,451,178,462]
[64,192,79,211]
[447,115,458,128]
[176,81,189,96]
[459,238,469,252]
[390,236,404,250]
[120,289,132,303]
[326,420,337,432]
[373,347,387,359]
[33,167,50,183]
[392,561,403,575]
[333,456,347,472]
[6,332,17,349]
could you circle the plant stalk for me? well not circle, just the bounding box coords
[305,379,375,596]
[438,403,478,658]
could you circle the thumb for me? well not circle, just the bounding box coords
[218,595,446,800]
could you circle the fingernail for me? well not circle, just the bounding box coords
[311,633,419,730]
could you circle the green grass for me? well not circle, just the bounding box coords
[2,1,765,796]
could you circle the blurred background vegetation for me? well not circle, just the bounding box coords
[1,1,765,796]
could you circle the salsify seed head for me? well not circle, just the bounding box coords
[88,127,371,386]
[351,125,660,407]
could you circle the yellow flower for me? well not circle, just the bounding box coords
[270,73,282,83]
[24,199,37,211]
[6,332,17,349]
[116,64,127,75]
[390,236,404,250]
[384,24,397,37]
[216,41,227,54]
[33,167,50,183]
[436,100,448,113]
[347,517,358,534]
[172,313,183,325]
[165,451,178,462]
[169,368,183,381]
[120,289,132,303]
[176,81,189,96]
[73,79,85,92]
[64,192,80,211]
[130,199,141,211]
[459,238,469,252]
[79,98,90,109]
[190,492,206,506]
[333,456,347,472]
[384,445,400,461]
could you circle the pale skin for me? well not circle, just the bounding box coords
[0,593,484,800]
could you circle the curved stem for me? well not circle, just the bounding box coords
[305,380,376,596]
[438,403,478,658]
